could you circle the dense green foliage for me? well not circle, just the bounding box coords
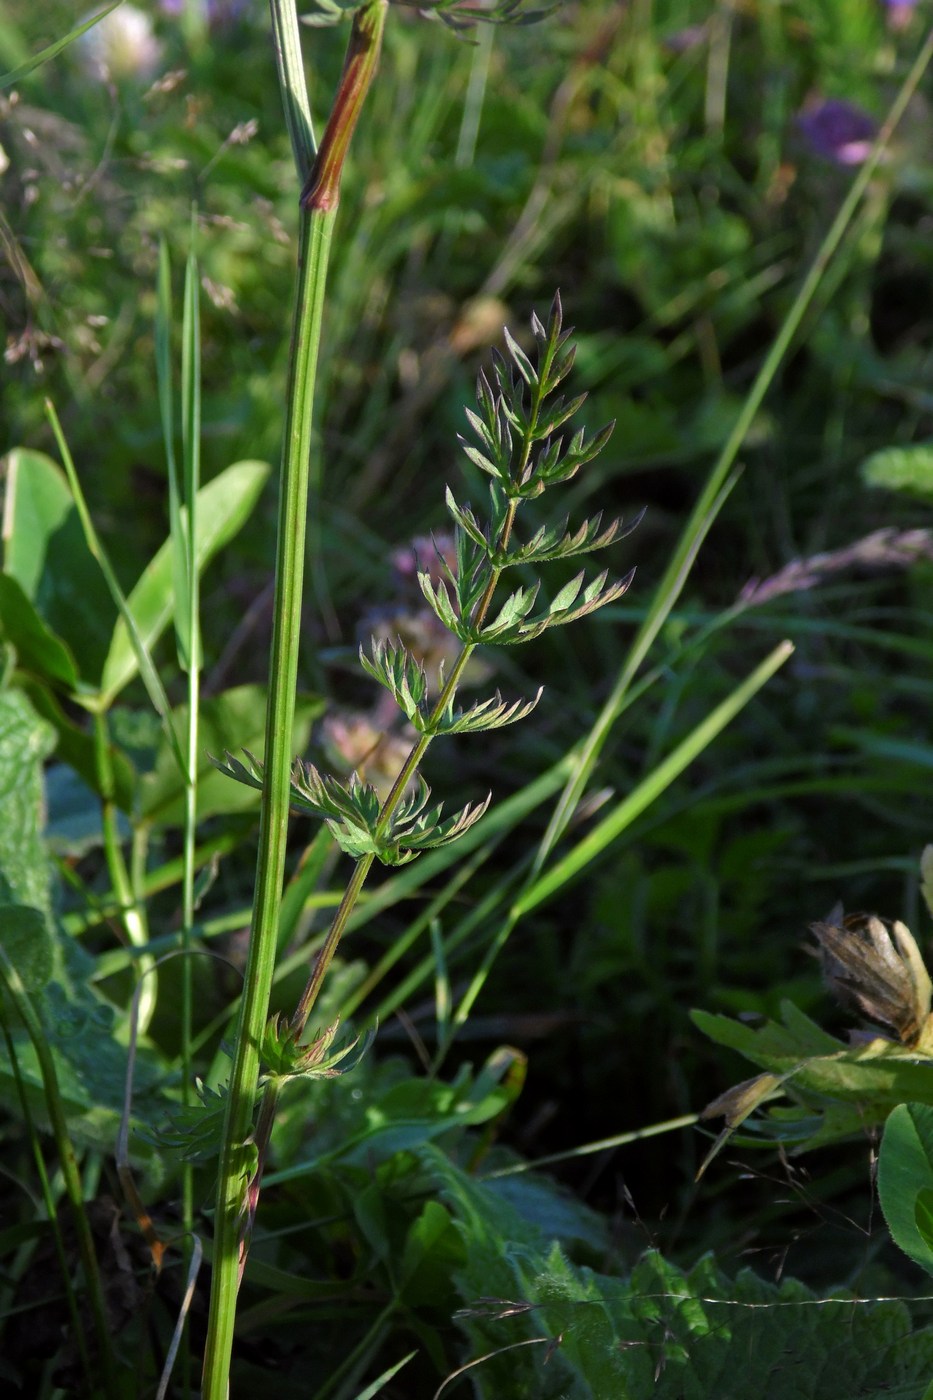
[2,0,933,1394]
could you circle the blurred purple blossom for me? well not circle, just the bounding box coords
[737,528,933,608]
[883,0,920,31]
[797,98,878,165]
[158,0,252,24]
[662,24,707,53]
[319,711,414,802]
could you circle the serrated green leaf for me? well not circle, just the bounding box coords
[444,488,489,551]
[145,1080,233,1164]
[916,1187,933,1253]
[459,442,501,479]
[879,1103,933,1277]
[430,688,541,737]
[434,1136,933,1400]
[535,391,589,438]
[418,573,467,639]
[359,639,428,724]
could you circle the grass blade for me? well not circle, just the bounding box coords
[516,639,794,917]
[0,0,124,90]
[45,399,186,777]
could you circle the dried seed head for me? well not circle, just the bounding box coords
[810,909,933,1049]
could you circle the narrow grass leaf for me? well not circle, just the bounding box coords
[515,640,793,917]
[350,1351,417,1400]
[179,234,202,671]
[45,400,186,776]
[155,240,188,670]
[0,0,124,89]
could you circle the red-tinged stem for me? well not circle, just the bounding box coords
[301,0,388,212]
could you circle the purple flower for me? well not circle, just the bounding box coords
[158,0,252,24]
[882,0,920,31]
[797,98,878,165]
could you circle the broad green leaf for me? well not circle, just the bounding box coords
[21,681,135,814]
[695,1004,933,1150]
[916,1188,933,1253]
[398,1200,464,1305]
[691,1004,842,1062]
[0,689,55,921]
[487,1170,609,1253]
[0,905,52,992]
[430,1140,933,1398]
[138,684,323,827]
[265,1059,528,1187]
[44,765,123,857]
[100,459,270,703]
[0,978,164,1153]
[879,1103,933,1277]
[0,574,80,690]
[2,448,115,680]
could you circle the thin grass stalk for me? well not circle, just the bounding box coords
[45,400,187,776]
[178,231,203,1397]
[200,199,335,1400]
[311,1299,397,1400]
[0,950,118,1399]
[93,710,155,1028]
[202,3,388,1387]
[535,27,933,871]
[516,638,794,916]
[427,639,794,1070]
[479,1111,701,1180]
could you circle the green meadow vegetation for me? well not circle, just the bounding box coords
[3,0,933,1394]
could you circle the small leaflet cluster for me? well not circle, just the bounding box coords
[215,294,640,869]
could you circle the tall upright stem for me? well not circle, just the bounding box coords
[201,203,334,1400]
[201,3,386,1392]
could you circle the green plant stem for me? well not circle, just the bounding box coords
[300,0,388,212]
[179,237,202,1396]
[202,6,390,1391]
[201,202,335,1400]
[290,317,564,1037]
[0,951,119,1399]
[93,711,155,1030]
[289,478,525,1036]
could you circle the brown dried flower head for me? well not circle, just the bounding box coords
[810,908,933,1051]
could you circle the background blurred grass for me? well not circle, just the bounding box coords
[3,0,933,1364]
